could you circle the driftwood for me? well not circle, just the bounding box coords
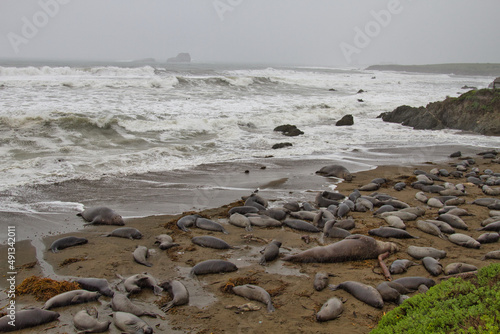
[378,252,392,281]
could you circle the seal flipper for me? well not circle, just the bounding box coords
[267,302,275,313]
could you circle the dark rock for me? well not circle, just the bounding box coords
[336,115,354,126]
[329,88,337,91]
[272,142,293,149]
[274,124,304,136]
[357,89,365,93]
[167,53,191,63]
[450,151,461,158]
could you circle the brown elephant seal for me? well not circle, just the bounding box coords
[0,307,60,332]
[73,307,110,333]
[49,236,88,253]
[74,277,114,297]
[232,284,275,312]
[42,290,101,309]
[133,246,152,267]
[122,273,163,296]
[113,311,153,334]
[155,234,179,250]
[316,297,344,322]
[422,257,443,276]
[259,240,282,265]
[159,280,189,312]
[282,235,398,263]
[190,259,238,276]
[389,259,419,275]
[316,164,353,181]
[314,272,335,291]
[111,292,157,317]
[329,281,384,308]
[191,236,234,249]
[105,227,142,239]
[78,206,124,226]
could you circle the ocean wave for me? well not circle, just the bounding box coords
[0,65,158,77]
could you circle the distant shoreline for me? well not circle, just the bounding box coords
[366,63,500,76]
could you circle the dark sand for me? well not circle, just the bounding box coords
[0,146,499,333]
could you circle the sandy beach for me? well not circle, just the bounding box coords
[1,146,499,333]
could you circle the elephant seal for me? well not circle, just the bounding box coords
[437,214,468,230]
[111,292,157,317]
[195,217,229,234]
[444,263,478,275]
[368,227,418,239]
[155,234,179,250]
[259,240,282,265]
[316,164,353,181]
[192,236,234,249]
[133,246,152,267]
[105,227,142,239]
[376,281,412,303]
[283,219,321,233]
[190,259,238,276]
[228,213,253,231]
[113,311,153,334]
[391,277,435,291]
[49,236,88,253]
[448,233,481,249]
[247,215,282,227]
[228,206,259,215]
[0,307,60,332]
[329,281,384,308]
[389,259,418,275]
[324,226,351,239]
[407,245,446,260]
[232,284,275,312]
[74,277,114,297]
[282,235,398,263]
[477,232,500,244]
[244,193,269,210]
[314,272,333,291]
[42,290,101,309]
[422,257,443,276]
[159,280,189,312]
[316,297,344,322]
[78,206,124,226]
[176,214,201,232]
[73,307,110,333]
[123,273,163,296]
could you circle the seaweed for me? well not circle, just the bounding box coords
[220,276,259,293]
[15,276,81,301]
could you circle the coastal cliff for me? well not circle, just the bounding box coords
[379,89,500,136]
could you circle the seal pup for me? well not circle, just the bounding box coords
[0,307,60,332]
[74,277,114,297]
[190,259,238,276]
[42,290,101,310]
[422,257,443,276]
[316,297,344,322]
[376,281,412,303]
[111,292,157,317]
[283,219,321,233]
[444,263,478,275]
[176,214,200,232]
[113,311,153,334]
[244,193,269,210]
[477,232,500,244]
[195,217,229,234]
[259,240,282,265]
[448,233,481,249]
[437,214,468,230]
[155,234,179,250]
[133,245,152,267]
[191,236,234,249]
[122,273,163,296]
[282,235,398,263]
[389,259,419,275]
[316,164,352,181]
[232,284,275,312]
[105,227,142,240]
[73,307,110,333]
[391,277,435,291]
[228,212,253,231]
[329,281,384,309]
[159,280,189,312]
[77,206,124,226]
[49,236,88,253]
[368,227,418,239]
[314,272,335,291]
[407,245,446,260]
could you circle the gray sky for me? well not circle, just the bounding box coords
[1,0,499,66]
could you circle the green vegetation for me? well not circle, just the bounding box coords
[366,63,500,76]
[371,263,500,333]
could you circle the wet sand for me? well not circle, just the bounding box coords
[0,146,499,333]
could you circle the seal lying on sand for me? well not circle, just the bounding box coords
[78,207,124,226]
[316,164,353,181]
[42,290,101,310]
[282,235,398,263]
[73,307,110,333]
[0,308,60,332]
[49,236,88,253]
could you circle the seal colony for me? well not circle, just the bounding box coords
[3,149,500,333]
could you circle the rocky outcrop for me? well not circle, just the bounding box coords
[336,115,354,126]
[274,124,304,136]
[272,142,293,149]
[167,53,191,63]
[379,89,500,136]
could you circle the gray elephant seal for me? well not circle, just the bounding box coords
[49,236,88,253]
[190,259,238,276]
[111,292,157,317]
[282,235,398,263]
[314,272,333,291]
[392,276,436,291]
[78,206,124,226]
[195,217,229,234]
[42,290,101,309]
[329,281,384,309]
[113,311,153,334]
[228,213,253,231]
[448,233,481,249]
[477,232,500,244]
[74,277,114,297]
[407,245,446,260]
[159,280,189,312]
[389,259,418,275]
[176,214,201,232]
[444,263,478,275]
[191,236,234,249]
[232,284,275,312]
[316,164,353,181]
[259,240,282,265]
[244,193,269,210]
[0,307,60,332]
[106,227,142,239]
[123,273,163,296]
[283,219,321,233]
[73,307,110,333]
[376,281,412,303]
[422,257,443,276]
[368,227,418,239]
[316,297,344,322]
[155,234,179,250]
[133,246,152,267]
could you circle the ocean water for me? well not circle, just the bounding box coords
[0,62,498,228]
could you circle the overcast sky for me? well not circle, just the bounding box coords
[1,0,499,66]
